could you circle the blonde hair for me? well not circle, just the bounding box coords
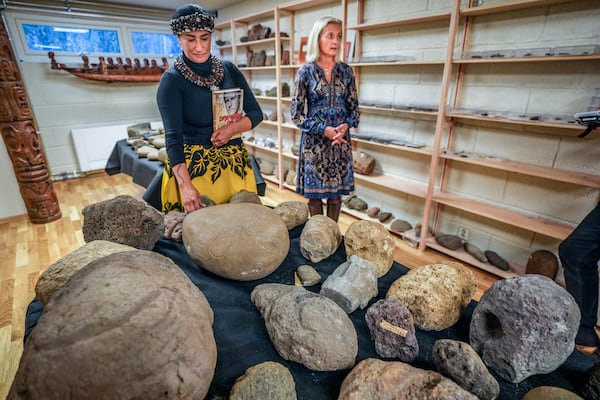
[305,16,343,63]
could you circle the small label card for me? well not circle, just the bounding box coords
[380,319,407,337]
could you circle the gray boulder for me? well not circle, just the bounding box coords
[251,283,357,371]
[470,274,580,383]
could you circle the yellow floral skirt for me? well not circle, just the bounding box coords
[161,141,257,212]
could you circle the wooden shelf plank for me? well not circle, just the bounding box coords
[460,0,578,17]
[350,60,445,67]
[347,11,451,31]
[432,192,574,240]
[244,142,279,156]
[454,54,600,63]
[255,95,278,101]
[239,66,278,71]
[425,238,519,279]
[354,173,428,198]
[278,0,339,12]
[440,153,600,188]
[234,36,290,48]
[352,138,433,157]
[233,9,275,24]
[447,113,587,136]
[359,105,438,119]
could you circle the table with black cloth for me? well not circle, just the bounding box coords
[104,138,266,210]
[24,223,595,399]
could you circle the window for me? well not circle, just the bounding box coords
[21,23,121,54]
[131,31,180,57]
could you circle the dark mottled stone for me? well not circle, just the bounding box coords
[485,250,509,271]
[435,234,463,250]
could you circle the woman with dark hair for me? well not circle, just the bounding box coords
[157,3,263,212]
[291,16,360,222]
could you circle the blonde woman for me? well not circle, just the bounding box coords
[291,16,360,222]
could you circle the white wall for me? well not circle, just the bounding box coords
[0,137,27,220]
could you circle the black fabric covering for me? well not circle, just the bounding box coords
[105,139,266,210]
[24,224,594,399]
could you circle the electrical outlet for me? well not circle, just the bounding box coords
[457,226,470,241]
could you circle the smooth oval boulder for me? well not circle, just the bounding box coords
[182,203,289,281]
[9,250,216,400]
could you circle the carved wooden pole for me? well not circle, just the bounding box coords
[0,19,61,223]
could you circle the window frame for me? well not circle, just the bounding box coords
[4,10,176,64]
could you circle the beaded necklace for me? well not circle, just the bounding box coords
[174,54,224,90]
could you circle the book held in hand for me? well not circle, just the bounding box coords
[212,88,244,131]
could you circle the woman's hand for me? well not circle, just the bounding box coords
[324,124,348,144]
[211,124,233,147]
[173,163,205,213]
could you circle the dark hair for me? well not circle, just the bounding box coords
[172,3,207,19]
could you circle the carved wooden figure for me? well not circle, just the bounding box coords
[0,20,61,223]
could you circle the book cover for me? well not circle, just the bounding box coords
[212,87,244,131]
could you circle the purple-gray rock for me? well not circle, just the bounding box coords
[470,275,580,383]
[365,298,418,361]
[251,283,357,371]
[9,250,216,400]
[432,339,499,400]
[320,255,378,313]
[485,250,509,271]
[82,194,164,250]
[344,195,368,211]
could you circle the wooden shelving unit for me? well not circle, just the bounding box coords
[216,0,600,279]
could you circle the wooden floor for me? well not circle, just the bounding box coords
[0,172,500,397]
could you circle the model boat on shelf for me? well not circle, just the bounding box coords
[48,51,168,82]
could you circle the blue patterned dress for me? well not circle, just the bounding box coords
[291,62,360,199]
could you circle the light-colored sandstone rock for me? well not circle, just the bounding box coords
[386,261,476,331]
[183,203,289,281]
[299,214,341,263]
[344,220,395,277]
[273,201,309,230]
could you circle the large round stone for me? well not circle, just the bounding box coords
[9,250,216,400]
[470,274,580,383]
[182,203,289,281]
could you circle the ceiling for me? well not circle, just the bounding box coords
[104,0,243,13]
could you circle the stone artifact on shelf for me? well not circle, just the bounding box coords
[353,150,376,175]
[229,361,296,400]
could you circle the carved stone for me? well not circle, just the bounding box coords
[0,20,60,223]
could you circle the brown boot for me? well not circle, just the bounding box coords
[326,198,342,222]
[308,198,323,217]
